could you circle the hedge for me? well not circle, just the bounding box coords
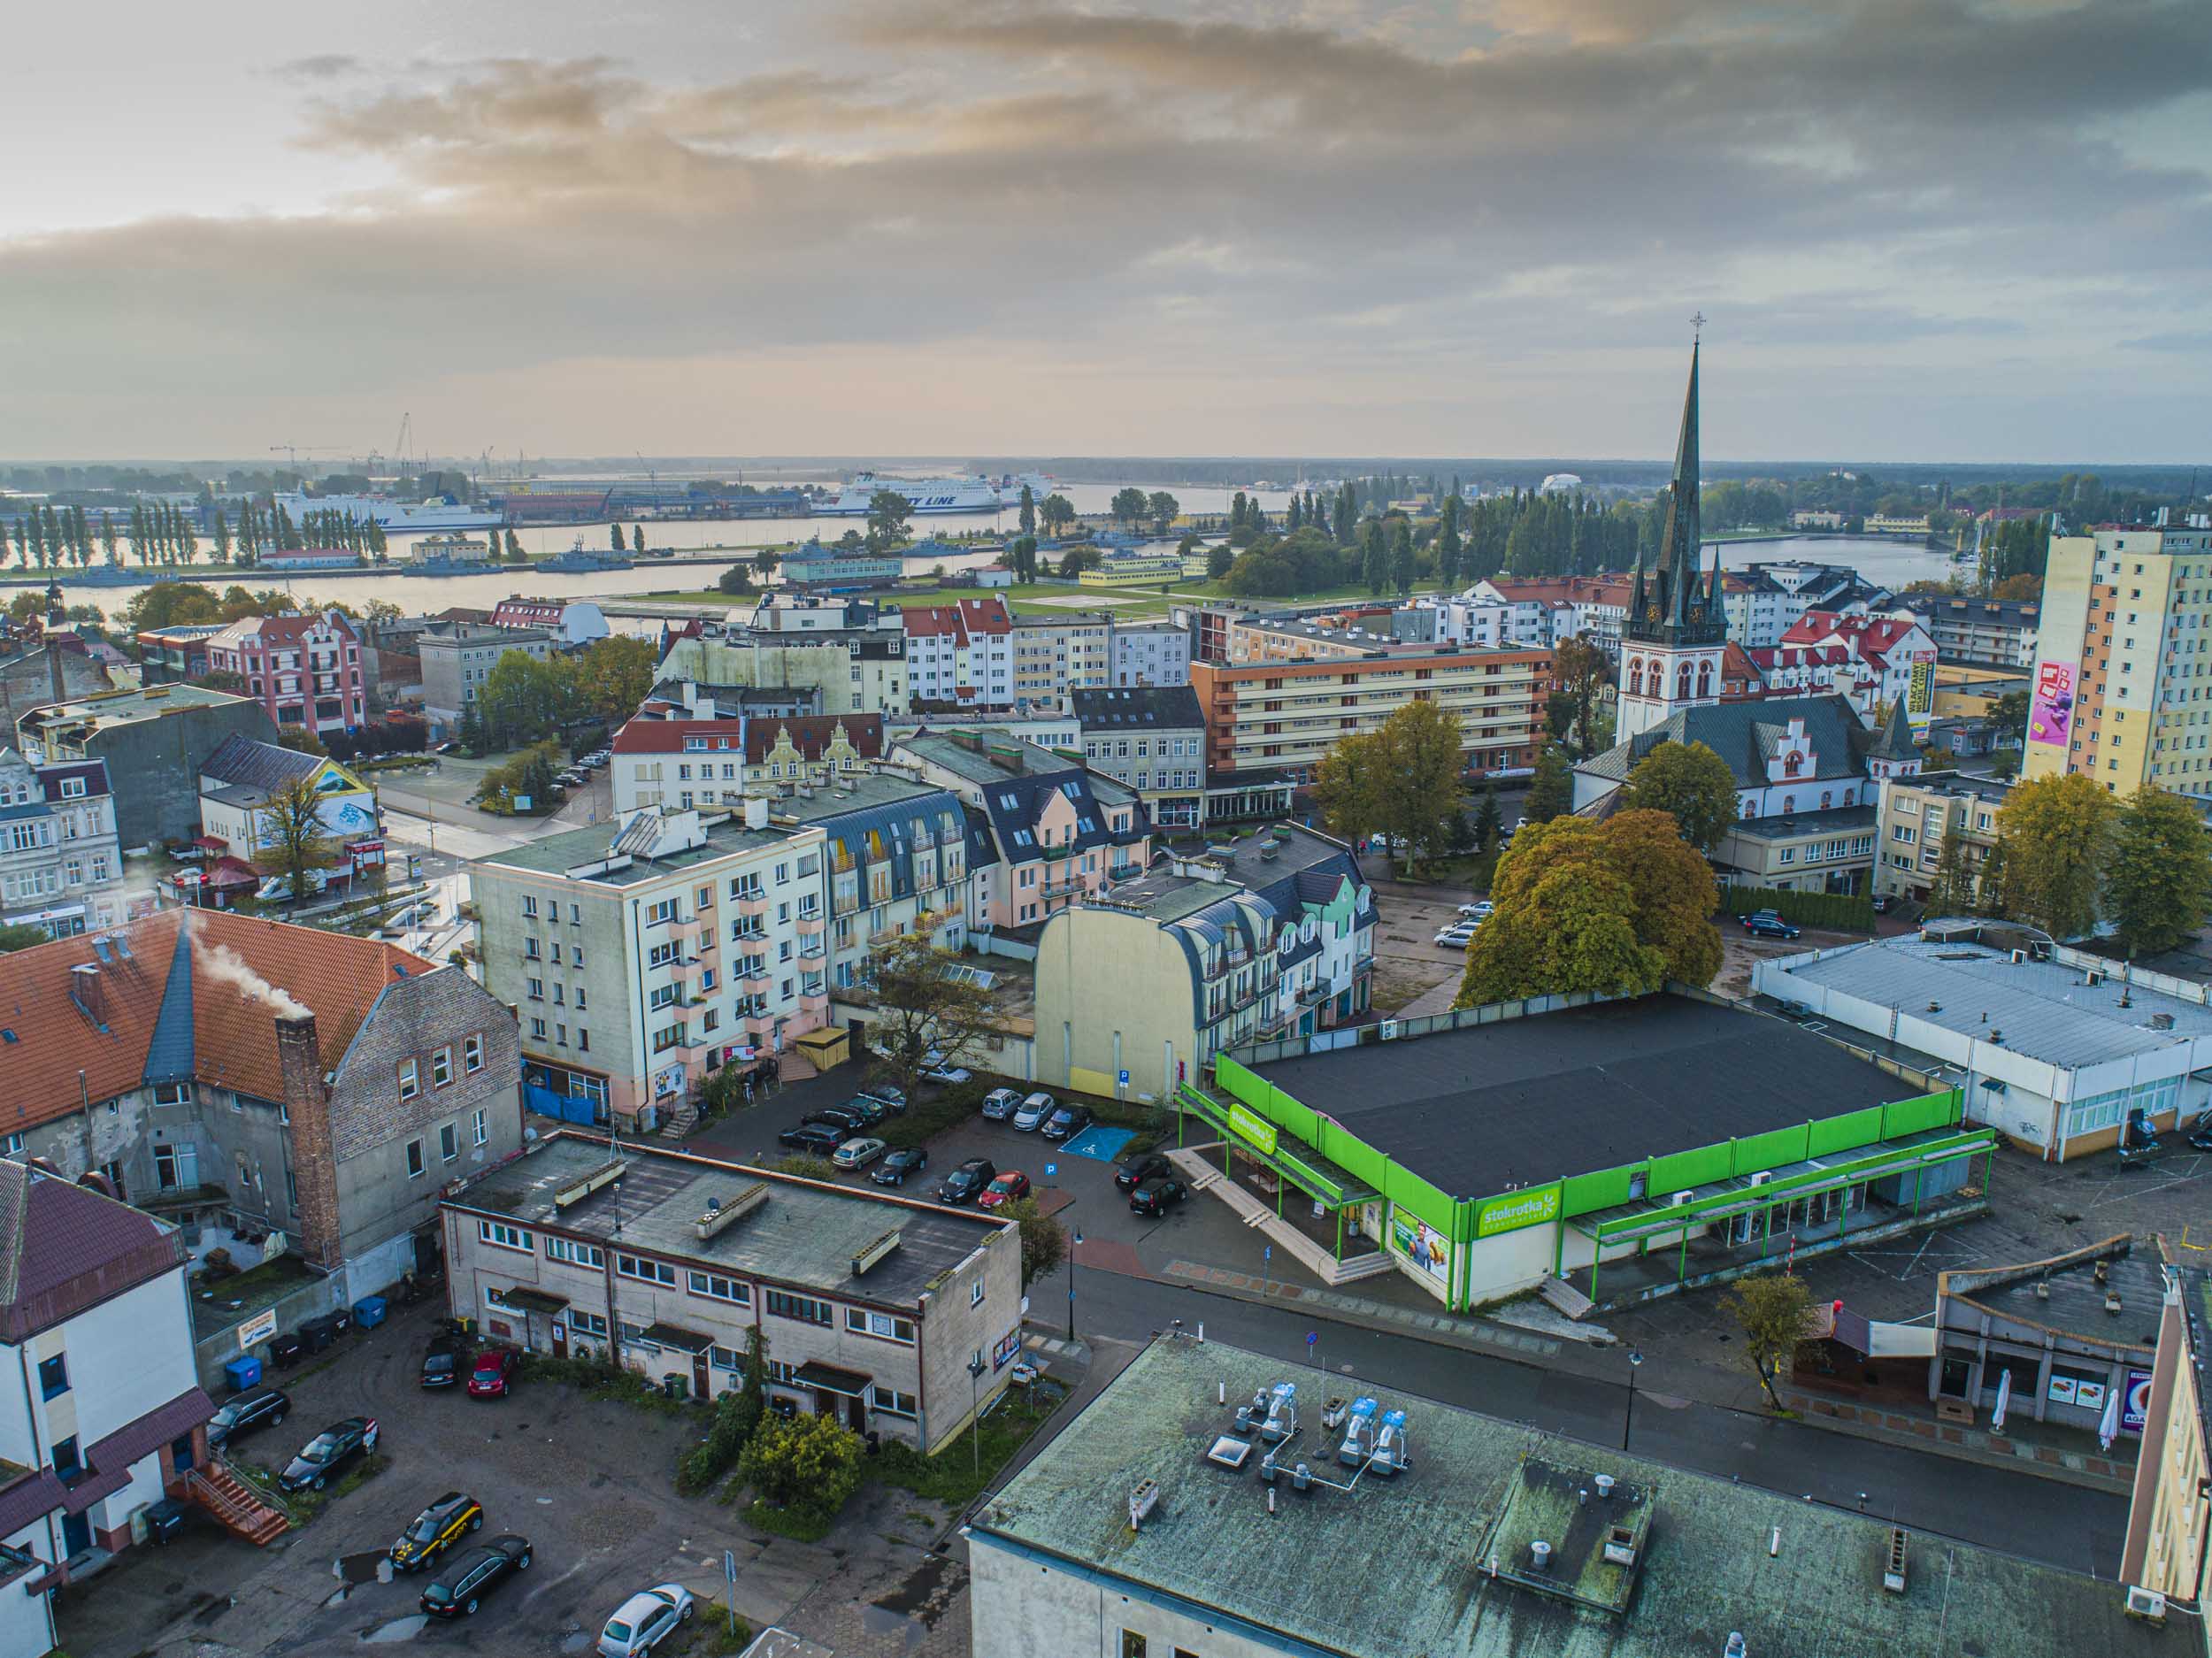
[1719,885,1874,933]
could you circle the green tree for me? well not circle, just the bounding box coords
[1472,786,1502,853]
[1993,771,2116,940]
[569,635,658,725]
[865,489,913,552]
[211,508,232,563]
[1552,634,1612,758]
[1001,1195,1067,1288]
[679,1324,766,1492]
[718,564,757,597]
[1373,698,1465,869]
[2105,785,2212,956]
[1388,516,1417,595]
[1359,519,1387,595]
[1524,741,1574,823]
[479,651,575,748]
[1146,491,1179,533]
[1620,741,1738,850]
[1038,494,1077,536]
[258,773,333,901]
[503,529,526,562]
[1310,732,1389,854]
[610,521,626,554]
[1924,825,1974,916]
[1206,542,1234,580]
[1435,495,1464,588]
[739,1410,864,1526]
[1721,1270,1811,1411]
[632,524,646,555]
[869,934,998,1103]
[1990,687,2030,742]
[1057,546,1102,579]
[1456,859,1664,1005]
[1110,487,1150,528]
[0,922,55,954]
[754,548,781,578]
[1018,484,1035,536]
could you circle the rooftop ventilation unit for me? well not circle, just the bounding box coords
[1529,1539,1552,1572]
[1205,1435,1254,1470]
[1337,1396,1379,1467]
[1603,1524,1639,1568]
[850,1227,903,1276]
[1128,1478,1160,1531]
[1371,1409,1409,1476]
[555,1160,626,1209]
[694,1181,770,1241]
[2124,1587,2168,1623]
[1258,1382,1299,1443]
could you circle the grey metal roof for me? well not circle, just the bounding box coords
[1070,686,1203,729]
[1774,937,2212,1069]
[1578,693,1868,788]
[198,732,320,793]
[1726,802,1877,841]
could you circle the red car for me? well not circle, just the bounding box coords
[465,1348,520,1399]
[977,1171,1032,1210]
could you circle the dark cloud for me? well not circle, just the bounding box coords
[3,0,2208,458]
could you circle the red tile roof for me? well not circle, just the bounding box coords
[208,610,361,651]
[899,596,1013,641]
[612,714,884,764]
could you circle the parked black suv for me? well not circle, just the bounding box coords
[419,1533,532,1619]
[801,1104,874,1134]
[206,1386,290,1449]
[1114,1153,1172,1193]
[935,1157,996,1207]
[778,1122,848,1155]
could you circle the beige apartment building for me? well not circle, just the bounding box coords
[441,1132,1023,1451]
[1189,639,1549,782]
[468,807,828,1133]
[1010,612,1115,706]
[2024,520,2212,797]
[1873,771,2012,903]
[2121,1242,2209,1616]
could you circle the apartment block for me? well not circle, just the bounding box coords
[1071,687,1209,831]
[469,807,829,1133]
[2023,521,2212,797]
[1901,595,2042,667]
[419,622,554,732]
[204,610,367,735]
[1010,611,1114,704]
[611,714,884,813]
[0,748,123,939]
[656,608,910,719]
[900,597,1014,710]
[1108,619,1191,688]
[1189,640,1549,783]
[1874,771,2013,903]
[767,776,969,995]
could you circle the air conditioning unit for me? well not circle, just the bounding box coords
[1748,1171,1774,1186]
[1669,1191,1696,1209]
[2124,1586,2167,1623]
[2010,948,2029,964]
[1379,1020,1401,1041]
[2085,971,2103,987]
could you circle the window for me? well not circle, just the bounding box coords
[710,1345,746,1373]
[688,1270,752,1305]
[765,1289,833,1326]
[871,1386,919,1418]
[846,1308,915,1343]
[1120,1631,1147,1658]
[531,1017,548,1040]
[547,1236,603,1269]
[50,1435,80,1482]
[971,1278,986,1309]
[521,895,539,918]
[616,1252,678,1287]
[472,1107,488,1147]
[479,1219,532,1252]
[432,1048,452,1088]
[570,1309,609,1338]
[153,1080,192,1107]
[465,1034,484,1073]
[37,1355,68,1401]
[398,1059,420,1101]
[405,1138,426,1178]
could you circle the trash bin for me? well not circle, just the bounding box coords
[224,1355,263,1393]
[661,1372,687,1401]
[353,1295,388,1329]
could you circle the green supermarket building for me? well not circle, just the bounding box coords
[1172,994,1996,1314]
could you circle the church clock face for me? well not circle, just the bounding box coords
[1646,604,1660,623]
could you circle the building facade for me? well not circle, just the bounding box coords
[439,1133,1022,1450]
[488,597,610,646]
[611,714,885,813]
[204,610,366,734]
[1071,687,1209,830]
[418,622,555,732]
[0,750,122,939]
[657,612,910,719]
[195,734,380,863]
[470,808,829,1132]
[18,685,280,851]
[1744,610,1939,728]
[2121,1242,2208,1612]
[901,597,1014,710]
[1108,619,1191,688]
[1873,771,2012,903]
[1901,595,2042,667]
[1617,346,1728,743]
[1010,612,1114,705]
[771,775,972,992]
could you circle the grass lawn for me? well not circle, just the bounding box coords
[1159,575,1451,606]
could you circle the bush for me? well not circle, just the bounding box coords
[1719,885,1874,933]
[739,1410,864,1529]
[772,1154,838,1181]
[679,1387,763,1495]
[877,1080,989,1150]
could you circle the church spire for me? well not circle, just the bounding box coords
[1660,337,1702,626]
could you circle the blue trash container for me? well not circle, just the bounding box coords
[224,1355,263,1393]
[353,1295,388,1329]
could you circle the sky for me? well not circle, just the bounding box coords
[3,0,2209,465]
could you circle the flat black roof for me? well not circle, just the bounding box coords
[1252,995,1924,1199]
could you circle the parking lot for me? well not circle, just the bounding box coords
[59,1296,934,1658]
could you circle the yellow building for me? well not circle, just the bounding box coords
[2120,1239,2208,1616]
[2024,523,2212,795]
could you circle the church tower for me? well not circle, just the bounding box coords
[1617,337,1727,743]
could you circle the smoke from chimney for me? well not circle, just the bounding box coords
[194,935,311,1020]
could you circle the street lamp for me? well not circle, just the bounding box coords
[1623,1348,1645,1452]
[966,1355,986,1480]
[1067,1228,1084,1344]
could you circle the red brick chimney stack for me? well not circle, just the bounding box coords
[276,1013,342,1270]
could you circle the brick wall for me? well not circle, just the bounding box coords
[277,1013,343,1269]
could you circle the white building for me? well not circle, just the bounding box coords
[900,598,1015,710]
[489,597,610,647]
[1108,619,1192,688]
[0,1163,218,1658]
[0,750,123,940]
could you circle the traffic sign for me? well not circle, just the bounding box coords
[1044,1163,1057,1178]
[1118,1069,1130,1085]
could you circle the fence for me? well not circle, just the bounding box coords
[1233,987,1633,1064]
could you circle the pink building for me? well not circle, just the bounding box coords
[205,610,366,734]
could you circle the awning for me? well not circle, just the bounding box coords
[494,1286,569,1316]
[640,1322,715,1354]
[793,1361,872,1396]
[190,835,229,851]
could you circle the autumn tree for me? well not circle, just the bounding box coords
[1552,634,1612,758]
[1310,732,1389,854]
[869,934,998,1104]
[2105,785,2212,956]
[569,635,658,725]
[258,773,333,901]
[1722,1270,1812,1411]
[1993,771,2116,940]
[1372,698,1465,867]
[1620,740,1738,850]
[740,1410,864,1527]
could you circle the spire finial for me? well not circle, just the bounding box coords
[1692,311,1706,341]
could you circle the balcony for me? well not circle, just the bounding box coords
[795,911,825,935]
[800,988,829,1015]
[796,940,826,961]
[733,890,770,919]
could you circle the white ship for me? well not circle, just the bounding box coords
[816,472,1008,516]
[273,491,504,532]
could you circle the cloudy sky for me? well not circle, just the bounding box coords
[4,0,2208,464]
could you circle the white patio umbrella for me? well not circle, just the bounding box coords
[2098,1381,2123,1452]
[1990,1367,2012,1433]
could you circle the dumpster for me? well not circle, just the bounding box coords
[353,1295,388,1329]
[223,1355,264,1393]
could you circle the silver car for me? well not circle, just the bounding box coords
[1010,1091,1056,1132]
[979,1087,1023,1121]
[597,1584,695,1656]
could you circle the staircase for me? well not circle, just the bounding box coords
[1538,1274,1596,1322]
[657,1099,701,1141]
[177,1461,290,1546]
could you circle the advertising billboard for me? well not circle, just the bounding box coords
[1391,1209,1450,1279]
[1907,651,1937,721]
[2029,658,2077,747]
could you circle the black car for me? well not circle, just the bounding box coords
[277,1416,380,1493]
[206,1385,289,1448]
[1129,1178,1189,1217]
[1041,1103,1094,1142]
[779,1122,847,1154]
[419,1533,532,1619]
[421,1334,465,1389]
[1740,911,1801,940]
[872,1148,928,1186]
[839,1094,893,1126]
[390,1491,483,1573]
[1114,1153,1172,1193]
[935,1157,996,1207]
[802,1104,873,1134]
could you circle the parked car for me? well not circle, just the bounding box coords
[2185,1115,2212,1153]
[421,1333,465,1389]
[597,1584,696,1657]
[206,1386,289,1448]
[858,1081,908,1112]
[1010,1092,1056,1132]
[802,1103,874,1134]
[467,1348,521,1399]
[1457,902,1494,918]
[872,1147,928,1186]
[833,1136,888,1170]
[1740,911,1801,940]
[1129,1178,1189,1217]
[1041,1102,1094,1142]
[979,1086,1023,1121]
[977,1171,1032,1210]
[778,1123,848,1155]
[921,1062,972,1086]
[837,1094,893,1126]
[419,1533,532,1619]
[277,1416,380,1492]
[390,1492,483,1573]
[1433,924,1477,948]
[1114,1152,1172,1192]
[935,1157,996,1207]
[1870,894,1892,913]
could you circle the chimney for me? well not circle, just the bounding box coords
[743,796,769,831]
[276,1013,342,1270]
[70,963,105,1027]
[48,646,66,705]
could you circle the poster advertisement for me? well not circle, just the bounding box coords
[2123,1369,2154,1433]
[2029,659,2077,747]
[1907,652,1937,721]
[2047,1375,2078,1405]
[1391,1209,1449,1280]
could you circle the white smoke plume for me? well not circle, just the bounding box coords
[195,937,313,1022]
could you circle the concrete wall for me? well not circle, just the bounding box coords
[1033,908,1197,1097]
[971,1539,1312,1658]
[83,703,282,848]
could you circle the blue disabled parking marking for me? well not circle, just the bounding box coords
[1062,1126,1134,1163]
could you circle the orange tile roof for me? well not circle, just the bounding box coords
[0,910,430,1135]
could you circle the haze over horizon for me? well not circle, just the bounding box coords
[4,1,2208,466]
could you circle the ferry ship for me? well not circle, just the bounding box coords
[273,492,504,532]
[816,473,1009,516]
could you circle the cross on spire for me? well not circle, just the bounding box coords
[1691,311,1706,340]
